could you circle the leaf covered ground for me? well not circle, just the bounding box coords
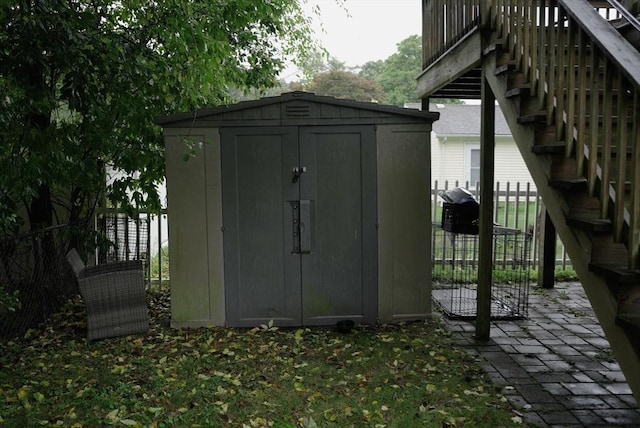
[0,288,528,427]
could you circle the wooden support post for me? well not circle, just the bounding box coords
[421,97,430,111]
[476,69,495,342]
[537,207,556,289]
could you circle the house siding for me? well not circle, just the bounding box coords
[431,135,535,189]
[429,103,535,191]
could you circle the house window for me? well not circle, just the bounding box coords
[466,143,480,188]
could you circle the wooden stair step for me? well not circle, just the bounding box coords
[517,111,547,124]
[589,262,640,285]
[616,314,640,333]
[567,217,612,233]
[532,143,565,155]
[494,61,516,76]
[616,289,640,331]
[548,177,587,191]
[483,42,504,56]
[505,85,531,99]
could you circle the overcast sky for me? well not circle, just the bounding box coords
[282,0,421,80]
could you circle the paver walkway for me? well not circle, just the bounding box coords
[439,281,640,427]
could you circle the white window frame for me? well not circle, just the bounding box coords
[465,143,481,189]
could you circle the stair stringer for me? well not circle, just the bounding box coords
[481,50,640,402]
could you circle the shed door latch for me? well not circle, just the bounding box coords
[292,166,307,183]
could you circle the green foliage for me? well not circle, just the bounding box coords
[358,36,463,107]
[433,265,577,284]
[359,59,385,82]
[432,265,536,284]
[0,292,525,427]
[0,286,20,313]
[150,245,169,281]
[0,0,316,235]
[553,268,579,282]
[372,35,423,106]
[307,70,386,102]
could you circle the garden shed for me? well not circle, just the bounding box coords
[157,92,439,328]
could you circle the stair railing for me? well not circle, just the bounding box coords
[489,0,640,269]
[605,0,640,32]
[422,0,481,69]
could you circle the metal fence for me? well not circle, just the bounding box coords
[96,208,169,287]
[0,211,168,339]
[431,180,572,269]
[0,224,88,338]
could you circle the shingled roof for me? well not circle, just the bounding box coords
[430,103,512,136]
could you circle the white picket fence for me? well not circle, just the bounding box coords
[432,180,571,269]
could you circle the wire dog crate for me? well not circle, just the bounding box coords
[432,225,532,319]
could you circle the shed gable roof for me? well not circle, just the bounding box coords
[157,91,439,128]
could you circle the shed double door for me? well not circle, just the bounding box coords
[221,126,377,327]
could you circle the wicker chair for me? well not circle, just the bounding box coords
[66,249,149,340]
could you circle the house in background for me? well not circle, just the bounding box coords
[430,103,535,191]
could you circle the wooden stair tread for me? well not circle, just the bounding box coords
[616,314,640,331]
[505,85,531,98]
[566,217,612,233]
[494,61,516,75]
[532,143,565,154]
[617,289,640,330]
[548,178,587,190]
[589,262,640,285]
[517,112,547,124]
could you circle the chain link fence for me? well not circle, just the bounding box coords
[0,224,93,339]
[0,212,152,340]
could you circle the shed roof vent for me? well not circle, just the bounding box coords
[285,102,311,117]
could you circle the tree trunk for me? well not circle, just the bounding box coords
[29,184,53,231]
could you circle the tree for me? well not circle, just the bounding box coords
[308,70,386,103]
[358,60,384,82]
[360,35,462,107]
[374,35,422,106]
[0,0,316,236]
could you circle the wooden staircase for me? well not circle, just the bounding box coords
[419,0,640,402]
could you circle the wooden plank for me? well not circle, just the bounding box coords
[601,59,613,217]
[547,1,558,123]
[565,18,577,156]
[631,92,640,268]
[576,28,588,172]
[476,69,496,342]
[588,49,600,197]
[614,70,628,243]
[555,8,567,141]
[530,0,539,92]
[523,0,531,81]
[538,1,548,110]
[417,29,482,98]
[516,0,524,68]
[538,208,557,289]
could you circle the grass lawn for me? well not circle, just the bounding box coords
[0,288,529,427]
